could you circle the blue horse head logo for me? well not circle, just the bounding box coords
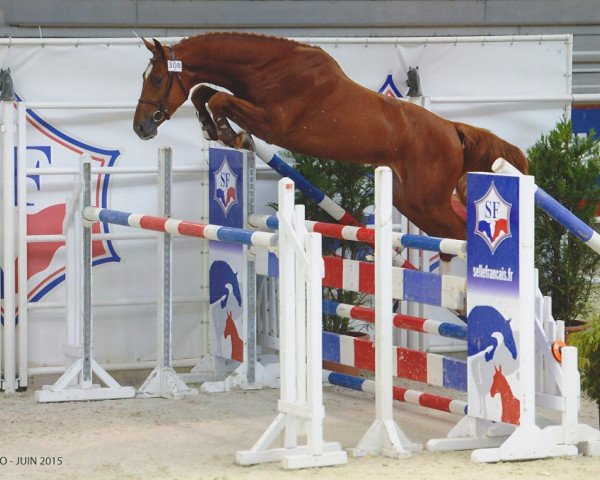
[467,305,517,362]
[209,260,242,309]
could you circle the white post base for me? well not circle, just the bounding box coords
[543,423,600,457]
[200,361,279,393]
[178,354,233,384]
[35,359,136,403]
[236,413,347,469]
[350,419,421,459]
[427,416,510,452]
[429,415,600,460]
[471,424,577,462]
[137,366,198,398]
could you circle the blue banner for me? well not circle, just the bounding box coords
[209,148,244,229]
[467,173,520,296]
[208,148,246,362]
[466,172,522,424]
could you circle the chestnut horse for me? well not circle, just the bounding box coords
[133,32,528,241]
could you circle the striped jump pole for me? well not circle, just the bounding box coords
[254,138,363,227]
[322,255,466,313]
[83,207,278,250]
[254,138,418,269]
[322,370,468,416]
[249,214,467,258]
[322,300,467,341]
[322,331,467,392]
[493,157,600,255]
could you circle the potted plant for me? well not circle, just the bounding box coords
[527,117,600,331]
[569,313,600,428]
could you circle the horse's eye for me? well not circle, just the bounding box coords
[151,76,162,87]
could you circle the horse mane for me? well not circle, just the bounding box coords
[178,32,312,51]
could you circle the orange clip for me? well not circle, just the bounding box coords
[551,340,567,363]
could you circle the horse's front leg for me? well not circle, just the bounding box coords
[207,92,268,151]
[191,85,219,141]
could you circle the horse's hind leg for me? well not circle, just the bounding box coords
[191,85,219,141]
[392,173,467,241]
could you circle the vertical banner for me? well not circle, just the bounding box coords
[209,148,246,363]
[466,173,522,425]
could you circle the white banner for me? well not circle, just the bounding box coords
[0,35,570,368]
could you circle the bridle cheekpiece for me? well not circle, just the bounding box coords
[138,46,189,124]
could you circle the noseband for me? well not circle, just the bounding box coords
[138,46,189,124]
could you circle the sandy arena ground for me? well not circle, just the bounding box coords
[1,370,599,480]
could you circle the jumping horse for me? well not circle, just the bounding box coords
[133,32,528,242]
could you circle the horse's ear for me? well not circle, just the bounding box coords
[152,38,167,60]
[142,37,155,52]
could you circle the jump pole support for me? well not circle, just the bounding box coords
[351,166,421,458]
[17,101,28,390]
[138,147,197,398]
[236,178,347,469]
[2,99,17,392]
[35,155,136,402]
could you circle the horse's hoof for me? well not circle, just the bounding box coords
[202,124,218,141]
[233,132,256,152]
[217,127,237,146]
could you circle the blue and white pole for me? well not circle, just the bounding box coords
[254,138,363,227]
[492,158,600,255]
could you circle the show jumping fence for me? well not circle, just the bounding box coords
[213,147,600,464]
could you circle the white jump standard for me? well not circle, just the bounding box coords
[236,179,347,469]
[35,155,136,402]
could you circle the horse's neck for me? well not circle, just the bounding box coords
[179,35,283,92]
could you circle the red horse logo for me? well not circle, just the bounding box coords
[492,218,509,242]
[225,186,237,205]
[490,365,520,425]
[224,310,244,362]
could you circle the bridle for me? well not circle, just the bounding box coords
[138,46,189,124]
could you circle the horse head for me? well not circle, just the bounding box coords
[133,38,190,140]
[490,364,503,396]
[224,311,234,338]
[0,68,15,101]
[501,318,518,360]
[230,271,243,307]
[406,66,422,97]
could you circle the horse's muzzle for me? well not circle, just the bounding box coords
[133,120,157,140]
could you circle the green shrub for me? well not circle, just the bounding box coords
[527,117,600,323]
[292,153,374,334]
[569,314,600,426]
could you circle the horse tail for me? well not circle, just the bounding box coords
[454,122,528,205]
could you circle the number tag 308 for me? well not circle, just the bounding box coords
[167,60,183,72]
